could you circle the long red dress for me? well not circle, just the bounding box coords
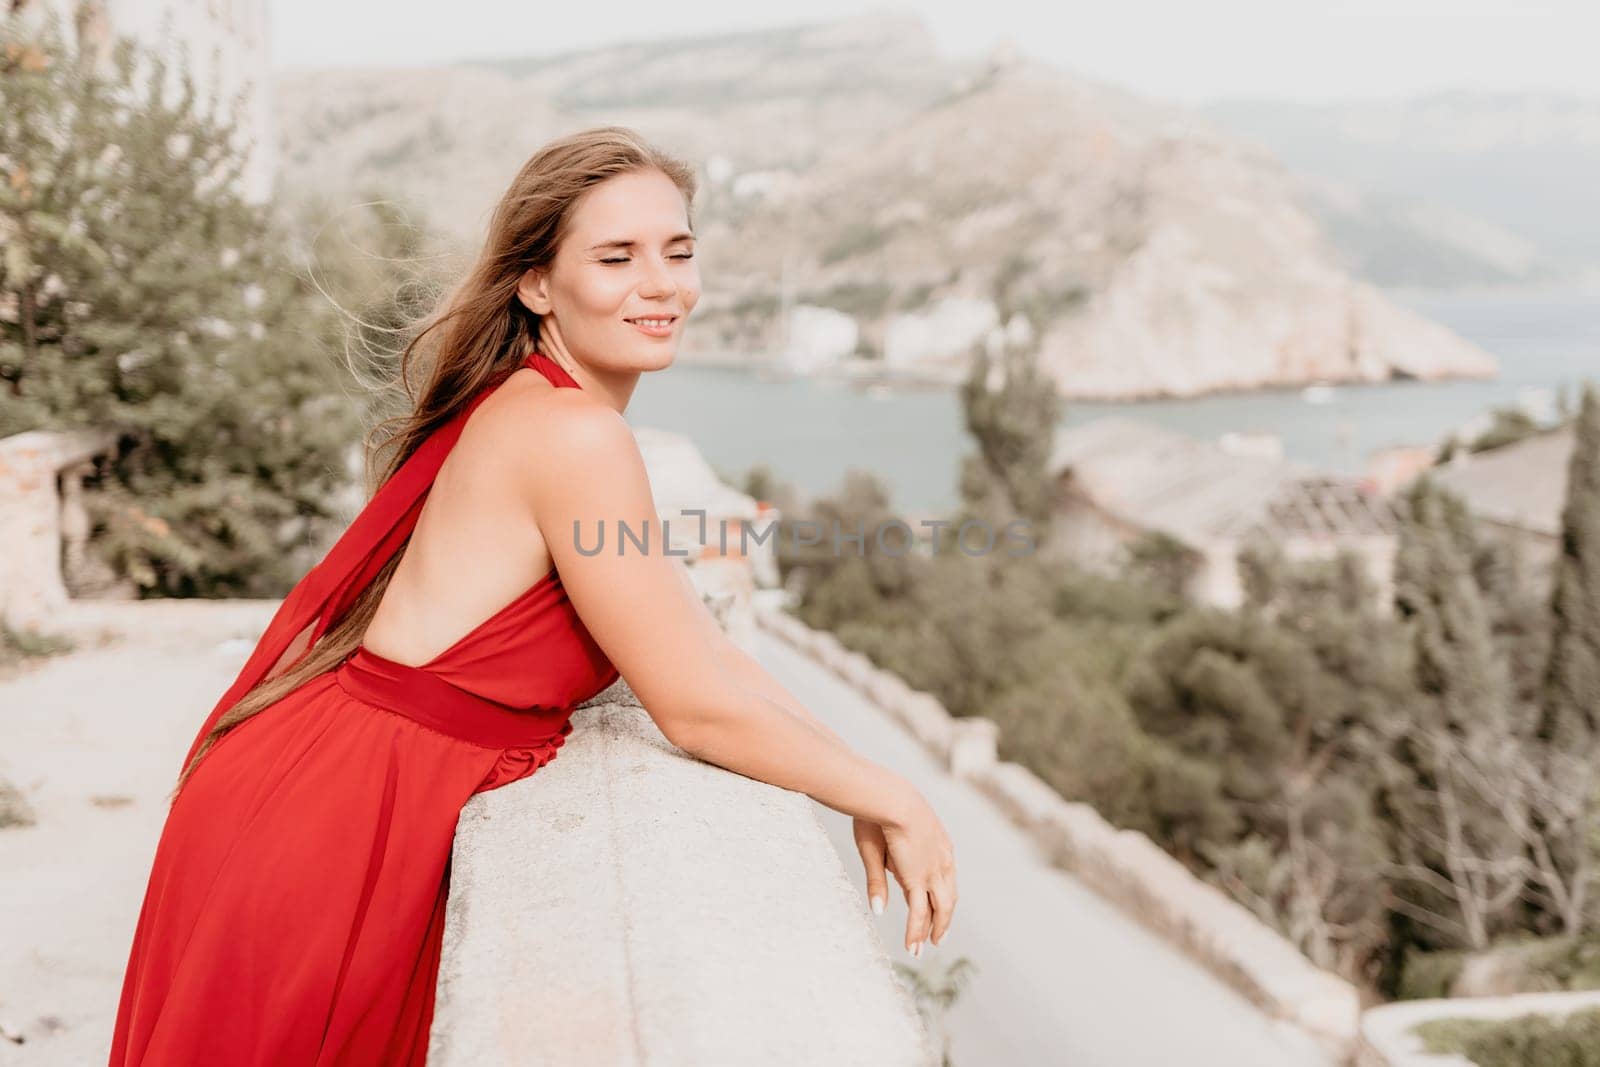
[109,347,622,1065]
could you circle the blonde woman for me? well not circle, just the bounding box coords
[110,125,957,1065]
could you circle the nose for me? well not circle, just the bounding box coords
[639,254,676,299]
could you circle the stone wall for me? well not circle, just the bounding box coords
[428,633,937,1065]
[0,429,119,630]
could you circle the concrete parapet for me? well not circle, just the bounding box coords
[428,673,939,1066]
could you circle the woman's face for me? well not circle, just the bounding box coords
[516,167,700,377]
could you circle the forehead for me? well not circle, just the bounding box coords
[568,169,692,245]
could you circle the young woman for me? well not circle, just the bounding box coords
[109,125,957,1065]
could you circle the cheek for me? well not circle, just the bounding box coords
[567,273,633,321]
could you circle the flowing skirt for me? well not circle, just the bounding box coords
[109,656,569,1066]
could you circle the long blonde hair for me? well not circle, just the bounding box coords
[172,125,698,797]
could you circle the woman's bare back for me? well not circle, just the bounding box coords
[359,366,563,668]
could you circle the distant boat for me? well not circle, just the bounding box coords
[1301,383,1337,405]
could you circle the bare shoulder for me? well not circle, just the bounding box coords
[490,382,642,504]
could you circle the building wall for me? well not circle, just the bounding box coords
[1046,490,1145,573]
[1191,543,1245,609]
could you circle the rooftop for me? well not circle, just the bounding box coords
[1049,417,1397,543]
[1425,426,1574,537]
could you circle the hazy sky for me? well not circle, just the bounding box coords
[268,0,1600,105]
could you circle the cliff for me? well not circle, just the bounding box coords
[273,13,1498,399]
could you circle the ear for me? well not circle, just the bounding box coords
[514,266,551,316]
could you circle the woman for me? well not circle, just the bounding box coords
[109,125,957,1065]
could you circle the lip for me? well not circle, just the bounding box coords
[625,315,678,338]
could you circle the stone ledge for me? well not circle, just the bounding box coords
[755,599,1362,1063]
[0,428,120,628]
[428,674,939,1067]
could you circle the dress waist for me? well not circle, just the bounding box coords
[333,646,573,750]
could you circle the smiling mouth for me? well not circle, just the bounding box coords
[624,315,678,325]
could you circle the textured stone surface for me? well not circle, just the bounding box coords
[0,430,119,629]
[429,681,937,1067]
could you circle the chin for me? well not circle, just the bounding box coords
[636,345,678,372]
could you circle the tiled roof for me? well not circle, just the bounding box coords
[1425,427,1573,537]
[1050,417,1397,543]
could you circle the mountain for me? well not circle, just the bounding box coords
[272,13,1498,400]
[1203,91,1600,288]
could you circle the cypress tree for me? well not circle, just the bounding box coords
[1527,379,1600,933]
[1393,478,1512,730]
[1382,477,1522,949]
[955,341,1061,539]
[1538,380,1600,749]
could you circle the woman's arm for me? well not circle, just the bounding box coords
[666,557,854,754]
[517,399,915,829]
[518,398,956,953]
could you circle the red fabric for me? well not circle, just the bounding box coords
[109,348,621,1065]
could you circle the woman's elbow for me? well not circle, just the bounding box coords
[641,673,743,753]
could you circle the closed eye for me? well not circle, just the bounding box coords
[600,253,695,264]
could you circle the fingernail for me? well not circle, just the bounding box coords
[871,896,884,915]
[911,940,922,958]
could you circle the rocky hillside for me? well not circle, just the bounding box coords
[273,12,1498,400]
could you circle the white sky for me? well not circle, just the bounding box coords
[268,0,1600,105]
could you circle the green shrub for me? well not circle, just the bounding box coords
[1415,1007,1600,1067]
[1398,946,1469,1000]
[1518,936,1600,992]
[0,619,75,666]
[0,777,35,829]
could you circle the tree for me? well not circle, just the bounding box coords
[955,340,1061,539]
[1122,601,1397,977]
[1,13,359,595]
[1380,478,1526,951]
[1527,380,1600,935]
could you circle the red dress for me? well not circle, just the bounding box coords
[109,348,621,1065]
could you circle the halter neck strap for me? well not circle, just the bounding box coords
[177,348,578,781]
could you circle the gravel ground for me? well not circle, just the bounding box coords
[0,601,275,1065]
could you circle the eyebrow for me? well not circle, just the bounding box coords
[587,232,696,251]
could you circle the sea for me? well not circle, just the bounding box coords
[625,284,1600,515]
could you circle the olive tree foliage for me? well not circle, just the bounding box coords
[1,11,360,595]
[1122,541,1408,978]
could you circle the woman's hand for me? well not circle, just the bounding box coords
[853,788,956,957]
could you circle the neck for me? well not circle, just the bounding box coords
[531,346,635,415]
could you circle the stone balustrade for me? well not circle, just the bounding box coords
[0,429,121,630]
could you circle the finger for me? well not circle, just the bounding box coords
[905,885,932,956]
[855,829,889,916]
[929,876,957,946]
